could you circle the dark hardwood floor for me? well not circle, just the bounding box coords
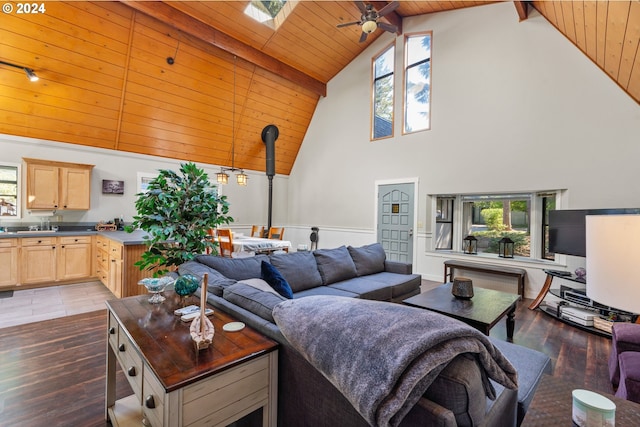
[0,298,613,426]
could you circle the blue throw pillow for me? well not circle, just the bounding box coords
[261,261,294,299]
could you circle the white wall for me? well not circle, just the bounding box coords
[0,134,288,229]
[287,3,640,298]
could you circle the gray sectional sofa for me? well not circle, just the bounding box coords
[171,243,551,426]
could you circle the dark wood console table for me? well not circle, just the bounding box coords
[444,259,526,298]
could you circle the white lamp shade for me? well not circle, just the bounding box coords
[586,215,640,314]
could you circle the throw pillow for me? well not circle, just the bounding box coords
[196,254,269,280]
[237,278,280,296]
[313,246,358,285]
[269,251,323,292]
[347,243,386,276]
[261,261,294,299]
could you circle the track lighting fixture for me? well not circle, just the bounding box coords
[0,60,38,82]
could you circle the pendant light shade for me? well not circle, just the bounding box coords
[217,55,248,186]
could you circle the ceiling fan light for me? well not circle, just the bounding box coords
[362,20,377,34]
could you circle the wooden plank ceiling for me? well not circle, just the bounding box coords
[1,1,638,176]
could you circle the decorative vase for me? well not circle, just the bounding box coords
[174,274,200,304]
[452,277,474,299]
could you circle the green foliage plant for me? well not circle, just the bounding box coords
[480,208,505,231]
[126,162,233,276]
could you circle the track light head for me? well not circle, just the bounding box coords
[24,68,38,82]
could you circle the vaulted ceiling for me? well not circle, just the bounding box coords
[1,1,638,176]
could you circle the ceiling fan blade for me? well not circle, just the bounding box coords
[359,31,368,43]
[377,1,400,17]
[378,22,398,33]
[337,21,361,28]
[355,1,368,15]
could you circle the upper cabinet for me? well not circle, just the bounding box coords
[23,158,94,210]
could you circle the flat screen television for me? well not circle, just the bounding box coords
[548,208,640,257]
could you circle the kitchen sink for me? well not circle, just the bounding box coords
[15,230,57,234]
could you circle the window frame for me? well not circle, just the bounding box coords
[403,31,432,135]
[431,191,563,262]
[371,41,396,141]
[0,162,21,220]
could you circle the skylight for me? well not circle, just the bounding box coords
[244,0,289,29]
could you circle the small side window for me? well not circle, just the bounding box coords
[0,164,20,219]
[372,43,395,140]
[404,32,431,133]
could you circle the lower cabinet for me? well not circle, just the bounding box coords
[8,234,95,288]
[57,235,93,281]
[20,237,57,284]
[0,239,19,288]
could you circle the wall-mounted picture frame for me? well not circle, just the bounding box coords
[137,172,157,194]
[102,179,124,194]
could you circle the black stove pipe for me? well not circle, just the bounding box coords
[261,124,279,233]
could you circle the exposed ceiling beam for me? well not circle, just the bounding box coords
[513,1,529,21]
[370,1,403,35]
[121,1,327,97]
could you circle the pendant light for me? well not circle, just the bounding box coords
[217,55,248,186]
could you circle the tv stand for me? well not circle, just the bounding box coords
[529,270,584,310]
[530,270,636,337]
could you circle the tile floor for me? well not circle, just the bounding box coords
[0,281,114,329]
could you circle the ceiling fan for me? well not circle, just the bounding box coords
[337,1,400,43]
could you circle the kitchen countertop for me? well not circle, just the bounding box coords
[0,229,150,245]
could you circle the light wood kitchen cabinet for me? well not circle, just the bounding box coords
[96,235,151,298]
[20,237,57,284]
[23,158,94,210]
[57,235,93,281]
[0,239,19,288]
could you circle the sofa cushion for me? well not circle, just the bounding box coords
[328,277,392,300]
[178,261,236,296]
[348,243,386,276]
[196,254,269,281]
[293,286,360,299]
[490,337,552,424]
[269,251,323,292]
[366,272,422,298]
[223,283,286,323]
[313,246,358,285]
[261,261,294,299]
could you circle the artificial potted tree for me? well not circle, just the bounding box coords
[127,162,233,277]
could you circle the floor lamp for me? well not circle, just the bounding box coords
[586,215,640,320]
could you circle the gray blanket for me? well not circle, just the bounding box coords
[272,296,518,427]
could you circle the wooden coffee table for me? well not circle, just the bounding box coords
[404,282,520,342]
[521,374,640,425]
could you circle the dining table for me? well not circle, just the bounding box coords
[229,235,291,254]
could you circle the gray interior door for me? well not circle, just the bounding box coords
[377,183,414,262]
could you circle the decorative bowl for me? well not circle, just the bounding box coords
[138,277,174,304]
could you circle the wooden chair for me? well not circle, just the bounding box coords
[216,228,234,258]
[267,227,285,240]
[251,225,264,238]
